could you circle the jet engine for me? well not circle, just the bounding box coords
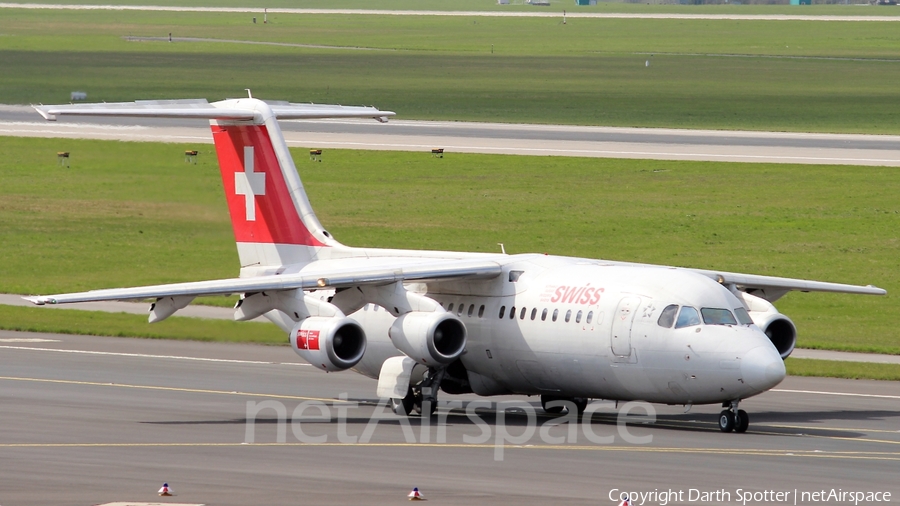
[739,291,797,359]
[751,312,797,359]
[388,312,467,366]
[290,317,367,372]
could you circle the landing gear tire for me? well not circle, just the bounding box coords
[734,409,749,433]
[718,410,735,433]
[391,387,416,416]
[541,396,589,415]
[541,395,565,414]
[413,398,437,417]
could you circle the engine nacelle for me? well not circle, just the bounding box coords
[752,313,797,359]
[736,291,798,359]
[290,317,367,372]
[388,312,467,366]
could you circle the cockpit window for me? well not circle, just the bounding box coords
[734,307,754,325]
[657,304,679,328]
[701,308,738,326]
[675,306,701,329]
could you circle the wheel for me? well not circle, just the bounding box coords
[391,397,413,416]
[734,409,749,433]
[541,395,564,414]
[412,399,437,417]
[391,387,415,416]
[718,410,735,433]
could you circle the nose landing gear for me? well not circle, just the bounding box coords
[718,400,749,433]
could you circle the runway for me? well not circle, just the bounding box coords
[1,330,898,505]
[2,105,900,166]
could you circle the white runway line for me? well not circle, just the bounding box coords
[0,344,310,366]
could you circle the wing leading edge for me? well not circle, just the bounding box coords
[695,268,886,302]
[34,99,394,123]
[24,258,503,306]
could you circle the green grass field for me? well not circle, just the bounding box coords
[785,358,900,381]
[0,304,286,344]
[2,9,900,132]
[1,136,897,360]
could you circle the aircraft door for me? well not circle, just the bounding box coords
[611,296,640,357]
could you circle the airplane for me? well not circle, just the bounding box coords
[27,97,886,433]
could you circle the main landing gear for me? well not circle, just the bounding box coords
[718,400,749,433]
[391,367,445,417]
[541,395,589,415]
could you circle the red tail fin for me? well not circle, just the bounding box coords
[212,124,324,247]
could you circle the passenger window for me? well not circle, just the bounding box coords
[373,305,379,312]
[468,305,475,317]
[541,308,548,321]
[576,310,582,323]
[587,311,593,324]
[530,308,537,320]
[565,310,572,323]
[552,309,559,322]
[499,306,506,319]
[734,307,753,325]
[657,304,679,328]
[520,307,526,320]
[675,306,701,329]
[457,304,465,316]
[701,308,737,326]
[510,306,516,319]
[448,303,454,312]
[478,305,485,318]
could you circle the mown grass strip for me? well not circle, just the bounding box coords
[0,304,287,345]
[785,358,900,381]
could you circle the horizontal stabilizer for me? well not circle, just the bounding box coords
[34,98,394,123]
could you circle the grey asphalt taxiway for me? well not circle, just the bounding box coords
[3,105,900,166]
[1,330,898,506]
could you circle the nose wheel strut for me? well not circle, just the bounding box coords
[718,400,749,433]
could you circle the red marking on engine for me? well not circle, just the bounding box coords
[297,329,321,351]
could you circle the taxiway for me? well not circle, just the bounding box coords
[1,330,898,505]
[2,105,900,166]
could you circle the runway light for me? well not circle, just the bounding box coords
[408,487,426,501]
[158,482,174,496]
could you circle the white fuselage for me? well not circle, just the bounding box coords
[341,253,786,406]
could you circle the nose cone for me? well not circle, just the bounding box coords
[741,346,786,393]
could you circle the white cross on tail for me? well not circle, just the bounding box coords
[234,146,266,221]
